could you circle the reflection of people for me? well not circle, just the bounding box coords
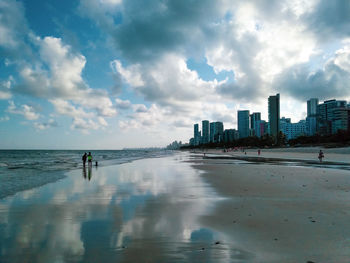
[318,150,324,162]
[82,165,87,179]
[82,152,87,166]
[87,152,93,165]
[88,165,92,180]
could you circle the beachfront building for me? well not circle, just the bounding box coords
[223,129,239,143]
[250,112,261,136]
[268,93,280,140]
[280,117,307,140]
[329,107,350,134]
[238,110,250,138]
[211,121,224,143]
[317,99,347,135]
[209,122,215,142]
[193,124,200,146]
[255,120,268,138]
[306,98,319,136]
[202,120,210,144]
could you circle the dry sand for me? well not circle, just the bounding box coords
[190,155,350,262]
[194,146,350,164]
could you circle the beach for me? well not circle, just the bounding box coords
[1,150,350,262]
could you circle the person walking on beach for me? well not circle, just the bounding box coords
[87,152,93,165]
[318,150,324,162]
[82,152,87,166]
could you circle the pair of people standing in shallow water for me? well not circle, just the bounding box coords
[82,152,98,166]
[82,152,93,166]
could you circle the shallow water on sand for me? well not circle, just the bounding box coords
[0,153,251,262]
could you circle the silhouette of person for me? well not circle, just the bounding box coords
[318,150,324,162]
[87,152,93,166]
[82,152,87,166]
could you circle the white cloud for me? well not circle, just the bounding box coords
[0,116,9,122]
[34,119,58,130]
[7,101,40,120]
[0,77,12,99]
[115,98,132,109]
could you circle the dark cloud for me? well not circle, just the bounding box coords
[303,0,350,40]
[112,0,225,62]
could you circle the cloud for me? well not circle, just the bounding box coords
[273,43,350,101]
[51,99,109,131]
[34,119,58,130]
[7,101,40,120]
[112,54,223,108]
[77,0,122,30]
[303,0,350,40]
[0,0,33,58]
[0,77,12,99]
[115,98,132,110]
[0,116,9,122]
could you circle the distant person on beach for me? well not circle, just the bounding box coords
[82,152,87,166]
[318,150,324,162]
[87,152,93,165]
[258,149,261,155]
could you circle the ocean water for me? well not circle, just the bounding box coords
[0,149,173,199]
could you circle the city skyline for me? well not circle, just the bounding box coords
[1,0,350,149]
[189,94,350,145]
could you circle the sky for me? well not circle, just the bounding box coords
[1,0,350,149]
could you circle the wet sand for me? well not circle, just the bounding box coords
[1,152,350,262]
[191,156,350,262]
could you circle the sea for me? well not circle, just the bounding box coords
[0,149,174,200]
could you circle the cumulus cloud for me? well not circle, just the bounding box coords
[0,0,32,58]
[0,77,12,99]
[111,54,224,109]
[7,101,40,120]
[115,98,132,110]
[109,0,226,62]
[274,43,350,101]
[50,99,109,131]
[303,0,350,40]
[34,119,58,130]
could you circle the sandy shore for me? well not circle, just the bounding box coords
[190,154,350,262]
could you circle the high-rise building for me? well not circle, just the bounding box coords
[202,120,209,144]
[280,117,307,140]
[250,112,261,136]
[317,99,347,135]
[255,120,267,138]
[209,122,215,142]
[212,121,224,143]
[268,93,280,139]
[238,110,250,139]
[193,124,200,146]
[329,107,350,134]
[306,98,319,136]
